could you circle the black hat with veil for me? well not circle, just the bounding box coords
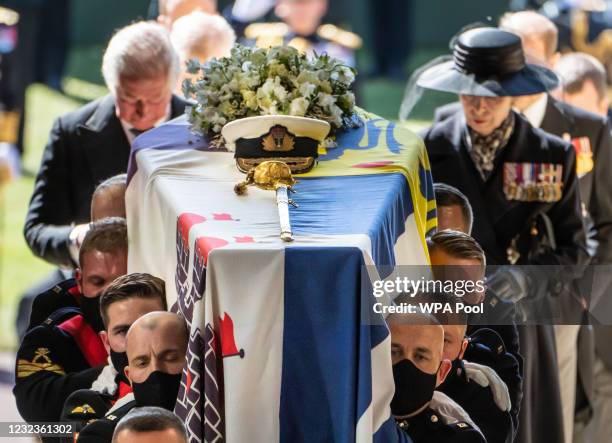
[399,27,559,120]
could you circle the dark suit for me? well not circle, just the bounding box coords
[422,111,589,443]
[24,94,188,267]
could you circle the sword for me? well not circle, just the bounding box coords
[235,161,297,242]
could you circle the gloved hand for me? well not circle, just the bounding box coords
[430,391,480,432]
[486,267,530,303]
[463,360,511,412]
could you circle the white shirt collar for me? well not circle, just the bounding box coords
[120,102,172,145]
[518,93,548,128]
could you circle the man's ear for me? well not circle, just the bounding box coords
[436,359,452,387]
[458,337,469,360]
[99,331,111,354]
[124,366,131,385]
[75,269,83,294]
[599,96,609,116]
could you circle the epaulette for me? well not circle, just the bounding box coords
[244,22,289,48]
[468,327,506,357]
[42,306,83,328]
[0,7,18,26]
[317,24,363,49]
[50,278,79,294]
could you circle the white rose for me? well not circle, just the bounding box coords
[299,82,316,97]
[289,97,310,116]
[329,104,344,127]
[317,92,336,108]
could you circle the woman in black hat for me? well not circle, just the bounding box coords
[418,28,589,443]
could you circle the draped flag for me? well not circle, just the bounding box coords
[127,110,434,443]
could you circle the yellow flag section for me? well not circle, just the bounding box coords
[298,108,437,261]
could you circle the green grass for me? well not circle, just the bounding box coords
[0,85,94,350]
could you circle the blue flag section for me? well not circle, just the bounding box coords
[282,247,412,443]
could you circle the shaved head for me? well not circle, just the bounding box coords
[125,312,189,383]
[388,314,446,377]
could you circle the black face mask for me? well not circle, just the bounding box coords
[132,371,182,410]
[80,294,105,333]
[110,350,129,380]
[391,359,438,417]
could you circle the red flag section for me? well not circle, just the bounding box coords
[195,237,230,266]
[351,160,395,168]
[177,213,207,244]
[213,213,234,220]
[186,369,193,394]
[219,312,244,359]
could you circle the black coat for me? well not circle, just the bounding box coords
[13,307,104,423]
[435,98,612,420]
[433,98,612,263]
[422,111,588,268]
[26,278,79,332]
[24,94,188,267]
[457,328,521,443]
[396,407,486,443]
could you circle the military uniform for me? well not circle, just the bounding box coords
[60,370,133,443]
[76,394,136,443]
[13,306,107,424]
[243,21,362,68]
[26,278,80,331]
[396,407,486,443]
[442,328,519,443]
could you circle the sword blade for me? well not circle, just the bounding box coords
[276,186,293,242]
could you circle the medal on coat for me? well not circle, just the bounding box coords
[571,137,593,178]
[503,162,563,202]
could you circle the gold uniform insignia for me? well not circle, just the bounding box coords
[262,125,295,152]
[17,347,65,378]
[317,24,363,49]
[71,404,96,415]
[245,22,362,53]
[244,22,288,49]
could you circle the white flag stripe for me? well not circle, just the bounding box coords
[205,247,285,443]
